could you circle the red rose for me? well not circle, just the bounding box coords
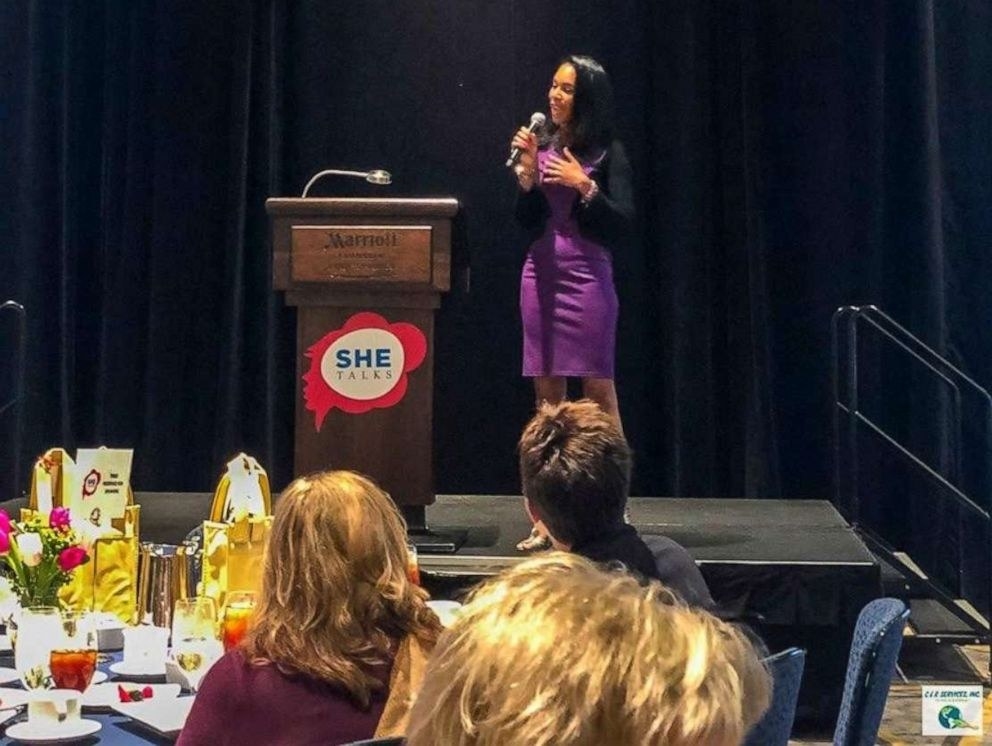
[57,545,88,572]
[0,530,8,555]
[0,510,9,535]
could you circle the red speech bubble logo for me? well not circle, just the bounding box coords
[302,312,427,430]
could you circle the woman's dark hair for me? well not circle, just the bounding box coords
[545,54,615,154]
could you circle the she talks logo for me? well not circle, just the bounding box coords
[302,312,427,429]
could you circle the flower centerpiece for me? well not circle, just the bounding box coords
[0,507,90,608]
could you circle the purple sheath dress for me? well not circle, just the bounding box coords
[520,148,618,378]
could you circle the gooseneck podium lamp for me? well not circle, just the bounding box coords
[301,169,392,197]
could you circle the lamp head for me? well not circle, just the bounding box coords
[365,169,392,185]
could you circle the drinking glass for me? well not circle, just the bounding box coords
[406,542,421,586]
[172,597,220,692]
[221,592,256,652]
[15,606,62,690]
[172,597,217,644]
[49,611,98,692]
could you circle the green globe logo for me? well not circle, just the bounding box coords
[938,705,977,730]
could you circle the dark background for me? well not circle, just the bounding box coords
[2,2,991,604]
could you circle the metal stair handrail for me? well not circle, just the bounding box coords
[831,304,992,646]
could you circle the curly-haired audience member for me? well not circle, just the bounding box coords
[178,471,441,746]
[519,399,713,607]
[406,553,770,746]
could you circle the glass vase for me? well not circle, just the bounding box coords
[18,587,62,609]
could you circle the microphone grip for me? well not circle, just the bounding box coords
[506,122,541,169]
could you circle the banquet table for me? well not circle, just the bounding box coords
[0,651,187,745]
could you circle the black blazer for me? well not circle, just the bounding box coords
[514,139,635,252]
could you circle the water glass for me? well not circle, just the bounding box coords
[172,636,222,692]
[171,597,220,692]
[172,597,217,644]
[15,606,62,690]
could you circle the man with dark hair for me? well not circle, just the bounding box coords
[518,399,713,608]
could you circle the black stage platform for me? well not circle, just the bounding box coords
[420,495,882,731]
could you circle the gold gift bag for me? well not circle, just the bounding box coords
[28,448,70,514]
[201,516,272,609]
[200,454,273,609]
[210,453,272,522]
[27,449,141,623]
[57,509,140,622]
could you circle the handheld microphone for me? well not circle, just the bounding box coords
[506,112,546,168]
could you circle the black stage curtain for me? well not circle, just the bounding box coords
[2,1,991,602]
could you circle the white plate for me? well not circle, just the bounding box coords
[0,668,21,685]
[0,689,31,711]
[108,661,165,680]
[83,682,180,710]
[5,718,101,743]
[89,671,108,686]
[111,696,194,738]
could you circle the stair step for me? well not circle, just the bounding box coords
[909,598,987,639]
[875,551,933,598]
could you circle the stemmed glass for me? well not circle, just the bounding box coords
[171,597,219,692]
[49,610,98,692]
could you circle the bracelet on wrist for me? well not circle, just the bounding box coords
[580,179,600,204]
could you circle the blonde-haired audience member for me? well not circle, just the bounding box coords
[406,553,770,746]
[179,471,441,746]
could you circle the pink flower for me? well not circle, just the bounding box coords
[0,510,9,535]
[49,507,71,531]
[57,546,88,573]
[0,530,8,555]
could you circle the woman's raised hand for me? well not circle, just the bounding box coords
[542,147,590,191]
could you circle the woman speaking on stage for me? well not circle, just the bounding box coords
[510,54,634,550]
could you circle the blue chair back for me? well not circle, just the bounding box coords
[833,598,909,746]
[744,647,806,746]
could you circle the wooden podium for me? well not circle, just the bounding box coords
[266,197,459,517]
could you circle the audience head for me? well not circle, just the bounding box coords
[243,470,440,707]
[407,552,771,746]
[518,399,631,546]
